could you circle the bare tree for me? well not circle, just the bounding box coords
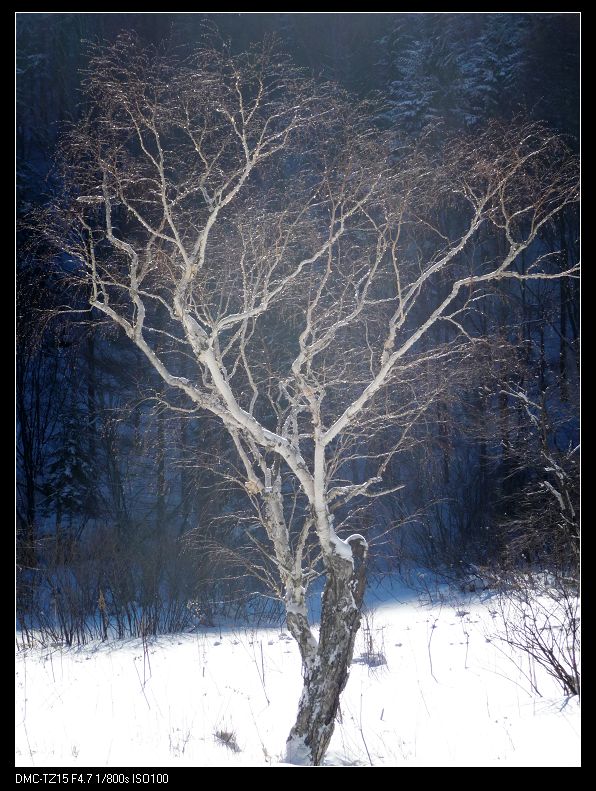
[37,34,578,765]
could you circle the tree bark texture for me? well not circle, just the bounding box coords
[286,539,367,765]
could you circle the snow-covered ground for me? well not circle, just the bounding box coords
[15,577,580,767]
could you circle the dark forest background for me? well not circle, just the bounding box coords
[16,13,579,645]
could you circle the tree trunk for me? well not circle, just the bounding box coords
[285,541,367,766]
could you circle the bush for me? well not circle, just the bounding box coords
[491,569,580,697]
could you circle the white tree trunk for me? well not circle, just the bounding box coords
[285,538,368,766]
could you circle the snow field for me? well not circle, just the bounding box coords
[16,583,580,767]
